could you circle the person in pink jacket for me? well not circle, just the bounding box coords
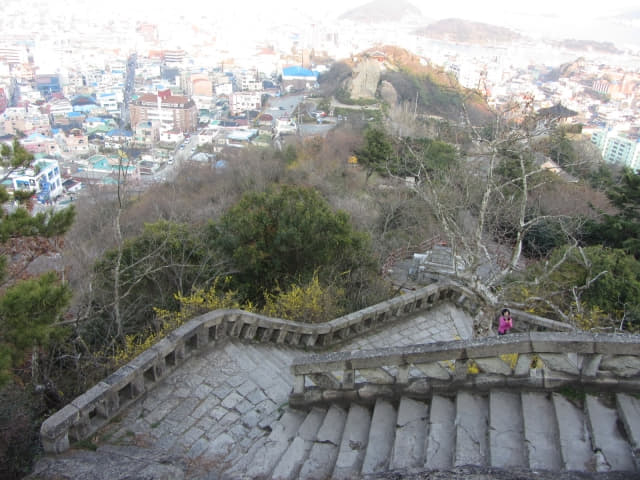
[498,308,513,335]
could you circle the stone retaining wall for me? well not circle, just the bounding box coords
[40,281,483,454]
[289,332,640,408]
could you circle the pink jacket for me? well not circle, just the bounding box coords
[498,315,513,334]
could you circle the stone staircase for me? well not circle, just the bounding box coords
[221,391,639,479]
[30,297,640,480]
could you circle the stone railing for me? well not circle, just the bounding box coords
[289,332,640,408]
[40,280,485,454]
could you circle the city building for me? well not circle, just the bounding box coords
[230,92,261,116]
[281,66,318,92]
[237,69,262,91]
[47,97,73,117]
[9,158,64,202]
[63,128,90,154]
[97,92,120,117]
[163,50,187,66]
[129,91,197,133]
[35,74,61,99]
[1,106,51,136]
[20,132,60,155]
[590,128,640,170]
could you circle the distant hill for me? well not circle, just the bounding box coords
[339,0,423,23]
[415,18,521,44]
[554,39,621,54]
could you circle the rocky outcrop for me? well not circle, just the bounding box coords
[379,80,398,105]
[347,58,381,100]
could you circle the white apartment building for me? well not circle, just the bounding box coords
[237,70,262,91]
[97,92,120,116]
[48,98,73,116]
[215,82,233,96]
[10,158,64,202]
[590,128,640,170]
[230,92,262,115]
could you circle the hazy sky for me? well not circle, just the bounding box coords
[261,0,639,20]
[195,0,639,45]
[8,0,640,48]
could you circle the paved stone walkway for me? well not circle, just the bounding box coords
[31,303,473,479]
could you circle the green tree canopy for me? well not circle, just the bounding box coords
[210,185,372,303]
[0,139,75,386]
[584,167,640,258]
[391,136,458,180]
[0,273,71,385]
[353,127,394,181]
[89,220,224,348]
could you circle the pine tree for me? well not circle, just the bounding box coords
[0,139,75,386]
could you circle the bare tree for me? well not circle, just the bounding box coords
[395,98,593,306]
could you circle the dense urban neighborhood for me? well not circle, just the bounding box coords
[1,0,639,207]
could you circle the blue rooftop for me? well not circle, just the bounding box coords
[106,129,133,137]
[24,132,49,141]
[282,66,318,78]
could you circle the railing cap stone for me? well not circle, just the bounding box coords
[70,382,111,410]
[41,403,80,438]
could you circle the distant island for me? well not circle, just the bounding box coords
[553,39,621,54]
[415,18,522,44]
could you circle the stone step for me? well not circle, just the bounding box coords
[251,341,290,368]
[389,396,428,470]
[585,394,637,472]
[246,341,290,369]
[333,403,371,480]
[298,404,348,480]
[489,390,527,468]
[425,395,456,470]
[616,393,640,454]
[220,341,292,409]
[361,399,397,475]
[223,339,279,382]
[454,392,488,467]
[240,343,293,396]
[552,393,594,472]
[243,342,293,381]
[521,392,562,470]
[271,407,326,480]
[268,344,300,367]
[244,409,307,479]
